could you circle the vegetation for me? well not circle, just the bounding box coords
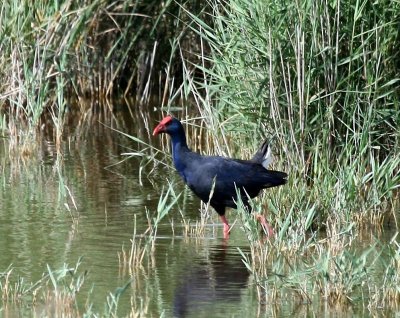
[184,0,399,224]
[180,0,400,311]
[0,0,203,147]
[0,0,399,316]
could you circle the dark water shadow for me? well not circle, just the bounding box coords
[173,241,250,318]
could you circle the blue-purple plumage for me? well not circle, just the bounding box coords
[153,116,287,218]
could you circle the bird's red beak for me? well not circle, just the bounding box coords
[153,115,173,136]
[152,123,165,136]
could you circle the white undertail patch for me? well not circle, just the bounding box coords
[261,145,273,169]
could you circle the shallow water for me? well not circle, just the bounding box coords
[0,109,261,317]
[0,107,398,317]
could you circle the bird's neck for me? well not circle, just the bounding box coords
[170,133,190,173]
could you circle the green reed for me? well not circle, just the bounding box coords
[0,0,203,146]
[167,1,400,311]
[0,259,85,315]
[0,258,146,317]
[183,0,399,226]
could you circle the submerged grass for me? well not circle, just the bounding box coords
[233,192,400,311]
[119,183,182,271]
[0,258,151,317]
[0,259,86,316]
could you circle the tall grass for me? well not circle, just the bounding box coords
[181,0,399,228]
[163,0,400,311]
[0,0,205,147]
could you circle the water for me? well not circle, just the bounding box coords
[0,108,398,317]
[0,109,260,317]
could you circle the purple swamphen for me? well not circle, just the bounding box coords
[153,116,287,238]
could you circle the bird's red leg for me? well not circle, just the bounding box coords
[256,214,275,237]
[220,215,230,239]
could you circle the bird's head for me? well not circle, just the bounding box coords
[153,115,182,136]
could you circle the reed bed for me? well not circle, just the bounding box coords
[0,0,204,148]
[162,0,399,312]
[183,0,399,225]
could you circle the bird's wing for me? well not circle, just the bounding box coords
[184,156,284,200]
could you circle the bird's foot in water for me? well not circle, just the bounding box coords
[220,215,231,239]
[255,214,275,238]
[223,223,230,239]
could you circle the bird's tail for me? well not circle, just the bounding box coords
[251,140,273,169]
[264,170,288,187]
[252,140,288,187]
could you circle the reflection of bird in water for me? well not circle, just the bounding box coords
[173,243,250,318]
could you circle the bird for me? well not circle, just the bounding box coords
[153,115,287,238]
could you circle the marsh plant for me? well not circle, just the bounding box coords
[170,1,399,310]
[119,182,182,271]
[183,0,399,225]
[0,260,86,316]
[0,259,154,317]
[0,0,205,147]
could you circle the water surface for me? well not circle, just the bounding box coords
[0,108,397,317]
[0,109,259,317]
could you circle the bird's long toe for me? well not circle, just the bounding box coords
[256,214,275,237]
